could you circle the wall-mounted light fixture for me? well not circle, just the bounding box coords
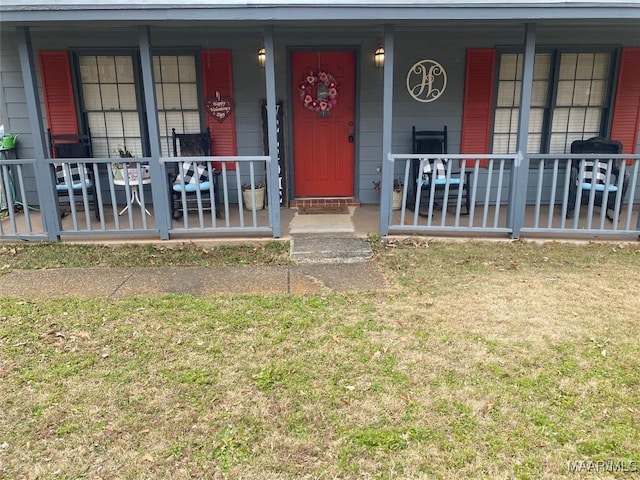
[258,47,266,68]
[374,46,385,68]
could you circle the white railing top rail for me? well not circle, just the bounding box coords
[530,153,640,160]
[160,155,270,164]
[389,153,518,161]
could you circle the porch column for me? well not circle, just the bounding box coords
[509,22,536,239]
[16,26,61,242]
[138,26,170,240]
[263,26,281,238]
[379,24,394,235]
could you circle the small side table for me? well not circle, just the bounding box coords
[113,175,152,216]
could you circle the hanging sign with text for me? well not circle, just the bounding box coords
[206,92,234,122]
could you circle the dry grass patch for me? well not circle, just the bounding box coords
[1,240,639,479]
[0,241,290,272]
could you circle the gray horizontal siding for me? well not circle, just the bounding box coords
[2,24,639,206]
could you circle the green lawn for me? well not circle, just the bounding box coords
[1,239,639,479]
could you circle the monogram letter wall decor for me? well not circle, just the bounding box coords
[406,59,447,103]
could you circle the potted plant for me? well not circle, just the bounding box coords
[241,182,266,210]
[111,146,149,182]
[373,179,404,210]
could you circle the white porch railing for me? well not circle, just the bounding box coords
[0,155,278,241]
[522,154,640,236]
[382,153,640,239]
[385,154,517,236]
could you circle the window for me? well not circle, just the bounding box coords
[154,55,201,157]
[78,55,143,158]
[549,53,611,153]
[492,49,614,154]
[78,53,202,159]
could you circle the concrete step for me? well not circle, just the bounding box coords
[290,234,373,264]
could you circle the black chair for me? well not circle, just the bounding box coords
[169,128,220,219]
[48,129,99,219]
[412,126,470,215]
[567,136,628,221]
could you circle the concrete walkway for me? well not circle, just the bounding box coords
[0,207,390,298]
[0,262,389,298]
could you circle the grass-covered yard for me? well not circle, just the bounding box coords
[1,239,639,479]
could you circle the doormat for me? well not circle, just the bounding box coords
[298,205,350,215]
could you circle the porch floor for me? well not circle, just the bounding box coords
[1,203,639,243]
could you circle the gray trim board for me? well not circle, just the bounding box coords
[2,3,639,24]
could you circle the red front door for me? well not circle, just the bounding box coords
[291,50,356,197]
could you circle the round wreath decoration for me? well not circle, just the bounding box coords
[298,70,338,113]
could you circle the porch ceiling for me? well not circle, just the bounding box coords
[1,0,638,26]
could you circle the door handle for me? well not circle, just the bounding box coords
[348,134,354,143]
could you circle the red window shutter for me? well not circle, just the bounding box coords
[39,51,79,141]
[460,48,496,168]
[201,50,237,170]
[611,48,640,162]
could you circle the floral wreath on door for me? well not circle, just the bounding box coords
[298,70,338,113]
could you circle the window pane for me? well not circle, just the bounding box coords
[583,109,602,133]
[104,112,124,137]
[79,56,98,83]
[115,56,134,83]
[122,138,142,158]
[499,54,519,80]
[181,83,198,109]
[183,112,201,132]
[87,112,107,136]
[549,133,570,154]
[122,112,141,137]
[527,134,542,152]
[157,112,168,137]
[178,56,197,82]
[97,56,116,83]
[155,84,165,109]
[575,53,595,79]
[534,54,551,80]
[91,138,109,158]
[572,80,592,106]
[558,53,577,80]
[82,84,102,110]
[100,84,120,110]
[593,53,610,79]
[556,80,575,106]
[160,56,179,83]
[567,108,587,131]
[492,134,513,154]
[165,111,184,132]
[494,109,517,134]
[162,84,182,109]
[160,137,172,157]
[118,84,137,110]
[497,81,518,107]
[552,109,569,133]
[589,80,607,106]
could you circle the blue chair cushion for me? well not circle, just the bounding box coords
[581,182,617,192]
[421,177,462,186]
[56,182,93,191]
[173,181,211,193]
